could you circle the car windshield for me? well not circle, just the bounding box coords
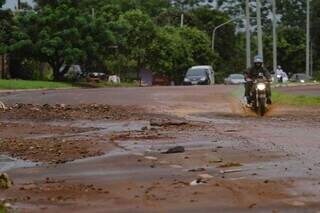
[186,69,207,77]
[230,74,244,79]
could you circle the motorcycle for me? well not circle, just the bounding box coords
[247,73,269,116]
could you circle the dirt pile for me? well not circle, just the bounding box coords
[1,103,146,121]
[0,138,106,164]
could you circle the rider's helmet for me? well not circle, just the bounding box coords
[277,65,282,69]
[254,55,263,68]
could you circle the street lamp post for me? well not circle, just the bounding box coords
[211,18,237,52]
[306,0,311,77]
[245,0,251,68]
[257,0,263,59]
[272,0,277,74]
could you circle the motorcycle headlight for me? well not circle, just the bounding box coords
[300,80,305,83]
[184,78,190,82]
[257,83,266,91]
[200,77,206,81]
[277,75,281,78]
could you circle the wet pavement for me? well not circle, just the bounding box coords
[0,85,320,212]
[276,84,320,96]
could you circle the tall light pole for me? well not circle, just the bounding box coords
[212,18,236,52]
[245,0,251,68]
[272,0,277,73]
[306,0,310,77]
[180,13,184,27]
[256,0,263,58]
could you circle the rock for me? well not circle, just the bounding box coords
[170,165,183,169]
[219,169,243,174]
[144,156,158,161]
[0,102,7,111]
[198,174,213,180]
[218,162,242,168]
[190,178,207,186]
[188,168,206,172]
[0,173,13,189]
[141,126,148,131]
[150,119,188,127]
[163,146,185,154]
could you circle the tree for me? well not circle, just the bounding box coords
[148,26,193,83]
[0,0,5,7]
[11,0,115,80]
[149,26,212,83]
[116,10,156,78]
[277,26,306,75]
[277,0,306,28]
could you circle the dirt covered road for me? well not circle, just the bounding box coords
[0,85,320,212]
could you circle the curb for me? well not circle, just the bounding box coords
[272,82,319,89]
[0,87,76,93]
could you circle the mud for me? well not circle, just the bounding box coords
[0,86,320,212]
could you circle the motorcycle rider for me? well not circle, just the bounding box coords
[276,65,284,83]
[244,55,272,105]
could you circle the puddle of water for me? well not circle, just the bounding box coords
[0,155,37,172]
[3,119,150,140]
[185,115,240,125]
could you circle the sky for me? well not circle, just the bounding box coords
[2,0,34,10]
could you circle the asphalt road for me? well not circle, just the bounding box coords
[276,84,320,96]
[0,85,320,212]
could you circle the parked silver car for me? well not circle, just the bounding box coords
[224,74,246,85]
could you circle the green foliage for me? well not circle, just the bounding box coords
[3,0,318,84]
[10,0,115,80]
[0,79,73,89]
[148,26,213,83]
[0,0,5,7]
[273,91,320,106]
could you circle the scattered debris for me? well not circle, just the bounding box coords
[208,157,223,163]
[198,174,213,180]
[0,101,7,111]
[188,168,206,172]
[144,156,158,161]
[150,119,188,127]
[225,129,238,133]
[170,165,183,169]
[248,203,257,209]
[190,178,207,186]
[190,174,213,186]
[0,173,13,189]
[163,146,185,154]
[285,200,306,207]
[220,169,244,174]
[218,162,242,168]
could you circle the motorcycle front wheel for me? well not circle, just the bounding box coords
[258,98,267,116]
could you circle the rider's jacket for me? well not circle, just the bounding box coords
[244,66,271,81]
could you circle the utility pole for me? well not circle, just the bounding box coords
[180,13,184,27]
[272,0,277,74]
[245,0,251,68]
[306,0,310,77]
[17,0,21,10]
[311,42,313,77]
[91,8,95,19]
[256,0,263,59]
